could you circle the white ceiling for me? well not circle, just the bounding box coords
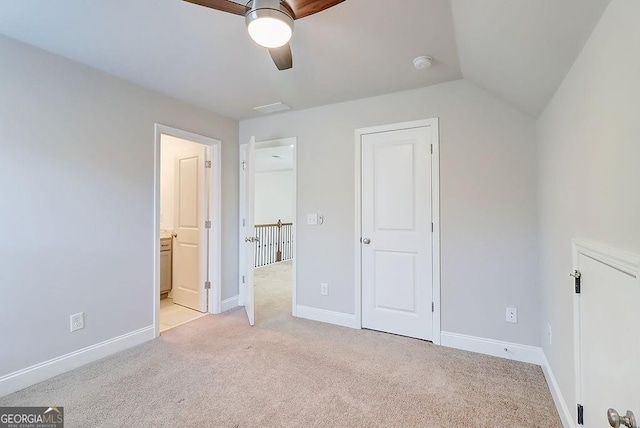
[254,145,294,172]
[0,0,610,119]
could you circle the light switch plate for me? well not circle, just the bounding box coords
[307,213,318,225]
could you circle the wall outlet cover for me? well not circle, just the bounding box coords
[506,307,518,324]
[320,283,329,296]
[70,312,85,332]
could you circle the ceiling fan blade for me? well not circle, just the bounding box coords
[269,44,293,70]
[183,0,249,16]
[284,0,345,19]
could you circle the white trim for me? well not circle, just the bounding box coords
[430,119,441,345]
[573,238,640,278]
[354,119,441,343]
[571,238,640,427]
[221,295,239,312]
[239,137,298,318]
[154,124,223,339]
[541,352,575,428]
[295,305,360,329]
[0,326,154,397]
[440,331,543,365]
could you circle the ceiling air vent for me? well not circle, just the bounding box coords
[253,102,291,114]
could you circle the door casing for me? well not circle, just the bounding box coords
[153,124,222,338]
[354,119,441,344]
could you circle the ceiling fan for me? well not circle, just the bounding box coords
[184,0,345,70]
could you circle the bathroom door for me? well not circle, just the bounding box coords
[172,144,208,312]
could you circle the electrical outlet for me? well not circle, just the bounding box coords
[70,312,84,332]
[506,307,518,324]
[547,322,553,345]
[320,283,329,296]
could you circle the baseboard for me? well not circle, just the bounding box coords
[440,331,543,365]
[221,295,239,313]
[295,305,359,329]
[0,326,155,398]
[540,352,574,428]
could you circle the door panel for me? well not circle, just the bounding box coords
[361,126,433,340]
[374,251,417,313]
[374,143,415,230]
[172,145,207,312]
[577,246,639,427]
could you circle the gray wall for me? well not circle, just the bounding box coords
[536,0,640,419]
[241,79,540,346]
[0,35,239,377]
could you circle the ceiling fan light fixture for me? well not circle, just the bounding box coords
[246,0,294,49]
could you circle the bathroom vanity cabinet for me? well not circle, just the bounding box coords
[160,237,172,297]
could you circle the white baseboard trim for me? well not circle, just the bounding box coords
[0,326,155,398]
[221,295,239,313]
[540,352,574,428]
[295,305,360,329]
[440,331,543,365]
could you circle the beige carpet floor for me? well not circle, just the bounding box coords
[0,260,561,427]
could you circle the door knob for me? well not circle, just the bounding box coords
[362,238,371,245]
[608,408,637,428]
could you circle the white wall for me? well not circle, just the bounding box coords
[241,79,540,346]
[254,170,295,225]
[536,0,640,421]
[0,35,239,379]
[159,135,206,231]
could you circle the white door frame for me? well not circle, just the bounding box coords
[238,137,298,317]
[153,124,222,338]
[571,238,640,426]
[354,119,441,344]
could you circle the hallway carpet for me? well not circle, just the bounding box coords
[0,260,561,427]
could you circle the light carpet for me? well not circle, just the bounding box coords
[0,260,561,427]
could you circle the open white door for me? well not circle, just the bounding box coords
[240,137,256,325]
[172,144,207,312]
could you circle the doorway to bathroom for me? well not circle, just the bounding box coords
[154,124,222,336]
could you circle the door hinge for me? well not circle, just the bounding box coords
[204,281,211,290]
[577,404,584,425]
[571,270,581,294]
[430,144,433,154]
[241,161,246,170]
[431,222,434,232]
[432,302,434,312]
[205,220,212,229]
[205,160,212,168]
[242,275,245,284]
[242,219,246,227]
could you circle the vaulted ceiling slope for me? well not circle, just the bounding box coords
[451,0,611,116]
[0,0,610,119]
